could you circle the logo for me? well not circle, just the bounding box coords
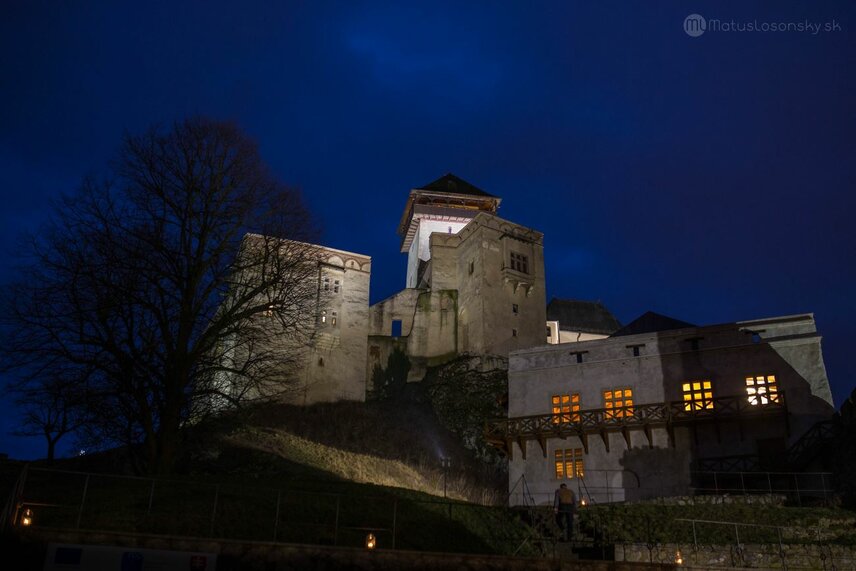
[684,14,707,37]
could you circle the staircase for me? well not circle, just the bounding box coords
[786,419,837,470]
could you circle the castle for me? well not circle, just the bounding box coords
[293,173,549,402]
[283,173,835,504]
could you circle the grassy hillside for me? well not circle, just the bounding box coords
[576,501,856,546]
[183,399,506,505]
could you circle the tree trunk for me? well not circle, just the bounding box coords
[46,437,56,464]
[154,399,183,475]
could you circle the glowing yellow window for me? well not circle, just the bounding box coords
[554,448,584,479]
[604,388,634,418]
[682,380,714,410]
[551,394,580,424]
[746,375,779,405]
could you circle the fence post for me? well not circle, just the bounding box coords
[392,499,397,550]
[76,474,90,529]
[333,495,340,546]
[209,484,219,537]
[273,490,281,543]
[146,479,156,516]
[740,472,746,496]
[777,526,787,571]
[793,474,801,507]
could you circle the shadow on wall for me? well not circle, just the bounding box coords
[620,445,693,502]
[655,330,835,471]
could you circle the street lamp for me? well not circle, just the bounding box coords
[440,457,451,498]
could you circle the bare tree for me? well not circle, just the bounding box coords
[1,118,322,474]
[8,372,84,462]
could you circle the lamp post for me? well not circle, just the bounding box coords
[440,457,451,498]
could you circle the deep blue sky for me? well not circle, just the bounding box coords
[1,1,854,459]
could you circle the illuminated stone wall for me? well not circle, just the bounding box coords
[368,212,547,385]
[506,314,835,506]
[293,246,372,404]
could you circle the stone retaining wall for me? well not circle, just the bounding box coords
[617,542,856,570]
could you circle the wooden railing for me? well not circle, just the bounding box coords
[785,418,836,468]
[485,393,787,459]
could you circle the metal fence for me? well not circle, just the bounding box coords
[3,466,538,555]
[3,465,847,565]
[690,471,833,506]
[667,518,856,570]
[508,470,834,508]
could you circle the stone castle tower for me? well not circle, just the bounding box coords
[368,173,547,384]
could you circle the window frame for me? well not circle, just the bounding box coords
[509,252,529,274]
[551,393,581,424]
[554,448,584,480]
[682,380,714,411]
[603,387,634,419]
[745,374,779,406]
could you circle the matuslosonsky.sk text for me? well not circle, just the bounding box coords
[684,15,842,38]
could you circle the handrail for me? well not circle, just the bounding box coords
[486,393,786,454]
[785,419,836,467]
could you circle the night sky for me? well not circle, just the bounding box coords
[1,1,854,460]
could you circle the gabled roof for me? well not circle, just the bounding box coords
[547,298,622,335]
[610,311,696,337]
[415,173,497,198]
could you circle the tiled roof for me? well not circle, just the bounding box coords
[547,298,622,335]
[415,173,497,198]
[610,311,696,337]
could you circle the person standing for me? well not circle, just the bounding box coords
[553,483,576,541]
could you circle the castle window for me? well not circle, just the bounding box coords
[555,448,584,479]
[552,394,580,424]
[570,351,587,364]
[604,388,634,419]
[334,280,340,293]
[510,252,529,274]
[320,310,327,324]
[512,328,518,337]
[682,380,714,411]
[746,375,779,405]
[318,357,324,367]
[323,277,330,292]
[627,344,644,357]
[686,337,703,351]
[469,260,474,275]
[512,303,519,314]
[331,311,338,326]
[546,326,552,338]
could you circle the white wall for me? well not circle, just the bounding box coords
[405,218,470,288]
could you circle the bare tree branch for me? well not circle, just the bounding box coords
[1,118,321,473]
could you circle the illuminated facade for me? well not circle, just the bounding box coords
[492,312,835,505]
[367,174,547,384]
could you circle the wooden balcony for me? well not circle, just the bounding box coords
[485,393,789,460]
